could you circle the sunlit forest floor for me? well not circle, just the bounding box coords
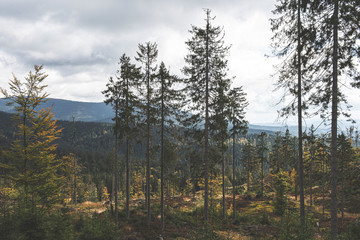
[61,189,360,240]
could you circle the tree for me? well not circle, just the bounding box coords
[210,73,231,220]
[155,62,183,230]
[183,9,231,225]
[257,132,268,200]
[227,87,248,217]
[337,133,353,225]
[241,141,256,194]
[303,125,316,210]
[307,1,360,238]
[270,0,313,228]
[102,76,121,224]
[1,65,65,209]
[115,54,142,220]
[136,42,158,225]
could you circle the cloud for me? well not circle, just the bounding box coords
[0,0,359,126]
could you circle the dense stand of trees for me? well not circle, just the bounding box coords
[0,4,360,239]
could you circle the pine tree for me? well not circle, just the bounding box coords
[1,65,65,209]
[183,9,231,225]
[136,42,158,225]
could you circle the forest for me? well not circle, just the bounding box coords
[1,1,360,240]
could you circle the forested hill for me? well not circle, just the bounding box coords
[0,98,113,122]
[0,98,282,134]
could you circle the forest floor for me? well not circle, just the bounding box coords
[67,190,360,240]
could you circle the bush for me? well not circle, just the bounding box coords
[338,218,360,240]
[275,211,314,240]
[77,214,120,240]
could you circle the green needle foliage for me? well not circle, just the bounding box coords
[0,65,65,209]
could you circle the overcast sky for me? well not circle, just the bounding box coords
[0,0,359,128]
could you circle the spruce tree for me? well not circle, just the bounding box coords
[155,62,183,230]
[102,76,121,224]
[257,132,268,200]
[183,9,231,224]
[307,1,360,237]
[136,42,158,225]
[115,54,142,220]
[270,0,314,227]
[227,86,248,217]
[1,65,65,209]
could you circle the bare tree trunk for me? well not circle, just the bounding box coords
[310,155,313,210]
[204,9,210,227]
[114,106,119,226]
[232,133,236,218]
[322,138,326,217]
[222,146,226,220]
[330,1,339,239]
[297,0,305,228]
[160,83,165,231]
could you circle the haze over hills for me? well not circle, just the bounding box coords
[0,98,333,135]
[0,98,114,123]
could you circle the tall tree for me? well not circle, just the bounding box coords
[1,65,65,209]
[155,62,183,231]
[210,74,231,220]
[270,0,314,228]
[228,86,248,217]
[115,54,142,220]
[136,42,158,225]
[102,76,121,225]
[308,1,360,238]
[183,9,231,224]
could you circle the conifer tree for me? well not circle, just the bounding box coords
[102,76,121,224]
[257,132,268,200]
[115,54,142,220]
[183,9,231,224]
[270,0,314,228]
[227,86,248,217]
[136,42,158,225]
[1,65,65,209]
[210,74,231,220]
[307,1,360,237]
[155,62,183,230]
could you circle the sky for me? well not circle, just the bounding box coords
[0,0,359,128]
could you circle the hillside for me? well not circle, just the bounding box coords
[0,98,280,135]
[0,98,113,122]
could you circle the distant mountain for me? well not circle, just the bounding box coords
[1,98,311,135]
[0,98,113,122]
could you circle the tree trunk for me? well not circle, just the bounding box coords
[114,106,119,226]
[222,146,226,220]
[204,9,210,227]
[310,154,313,210]
[146,70,151,226]
[330,1,339,239]
[160,82,165,231]
[322,138,325,217]
[232,132,236,218]
[297,0,305,228]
